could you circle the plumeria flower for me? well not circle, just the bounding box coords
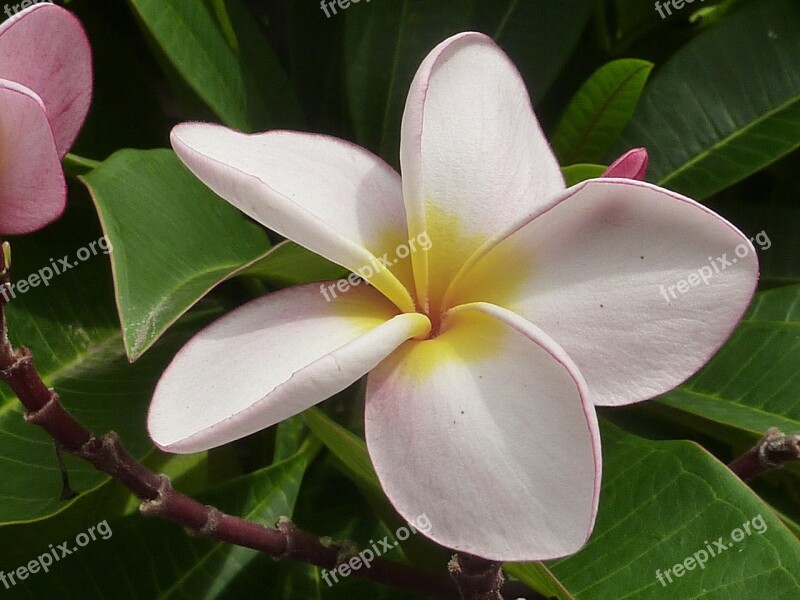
[149,32,758,560]
[0,4,92,235]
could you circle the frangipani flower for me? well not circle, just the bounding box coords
[0,4,92,235]
[149,32,758,561]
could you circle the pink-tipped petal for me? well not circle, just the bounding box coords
[149,283,430,453]
[603,148,648,180]
[0,80,65,235]
[400,32,565,311]
[450,178,758,407]
[0,4,92,157]
[171,125,416,312]
[365,302,601,561]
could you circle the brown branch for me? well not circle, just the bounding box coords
[0,240,458,600]
[728,427,800,482]
[449,553,504,600]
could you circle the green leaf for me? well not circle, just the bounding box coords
[344,0,472,163]
[82,149,272,361]
[240,240,348,289]
[302,407,381,496]
[285,0,348,133]
[561,164,607,186]
[703,167,800,288]
[613,0,800,199]
[551,59,653,164]
[504,562,574,600]
[474,0,595,103]
[274,415,310,464]
[126,0,300,130]
[0,195,216,524]
[207,0,239,55]
[1,444,316,598]
[68,5,168,158]
[221,0,305,129]
[657,283,800,436]
[548,422,800,597]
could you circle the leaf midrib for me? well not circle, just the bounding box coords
[657,91,800,189]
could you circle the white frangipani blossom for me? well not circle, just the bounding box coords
[148,32,758,561]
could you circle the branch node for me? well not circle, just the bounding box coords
[78,431,124,469]
[304,528,356,566]
[185,506,223,538]
[334,540,359,566]
[730,427,800,481]
[139,474,174,517]
[23,388,61,426]
[759,427,800,467]
[0,347,31,377]
[449,554,504,600]
[276,516,298,558]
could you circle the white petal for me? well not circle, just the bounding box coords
[149,283,429,453]
[365,302,601,561]
[449,178,759,406]
[400,32,564,312]
[171,125,416,312]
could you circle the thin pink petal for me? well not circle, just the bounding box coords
[0,4,92,156]
[149,283,429,453]
[450,178,758,406]
[0,80,65,235]
[365,302,600,561]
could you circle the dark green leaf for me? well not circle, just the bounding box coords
[549,422,800,597]
[474,0,595,103]
[613,0,800,199]
[551,59,653,164]
[126,0,300,130]
[344,0,472,163]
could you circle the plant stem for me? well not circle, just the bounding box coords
[62,152,101,177]
[449,553,504,600]
[728,427,800,482]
